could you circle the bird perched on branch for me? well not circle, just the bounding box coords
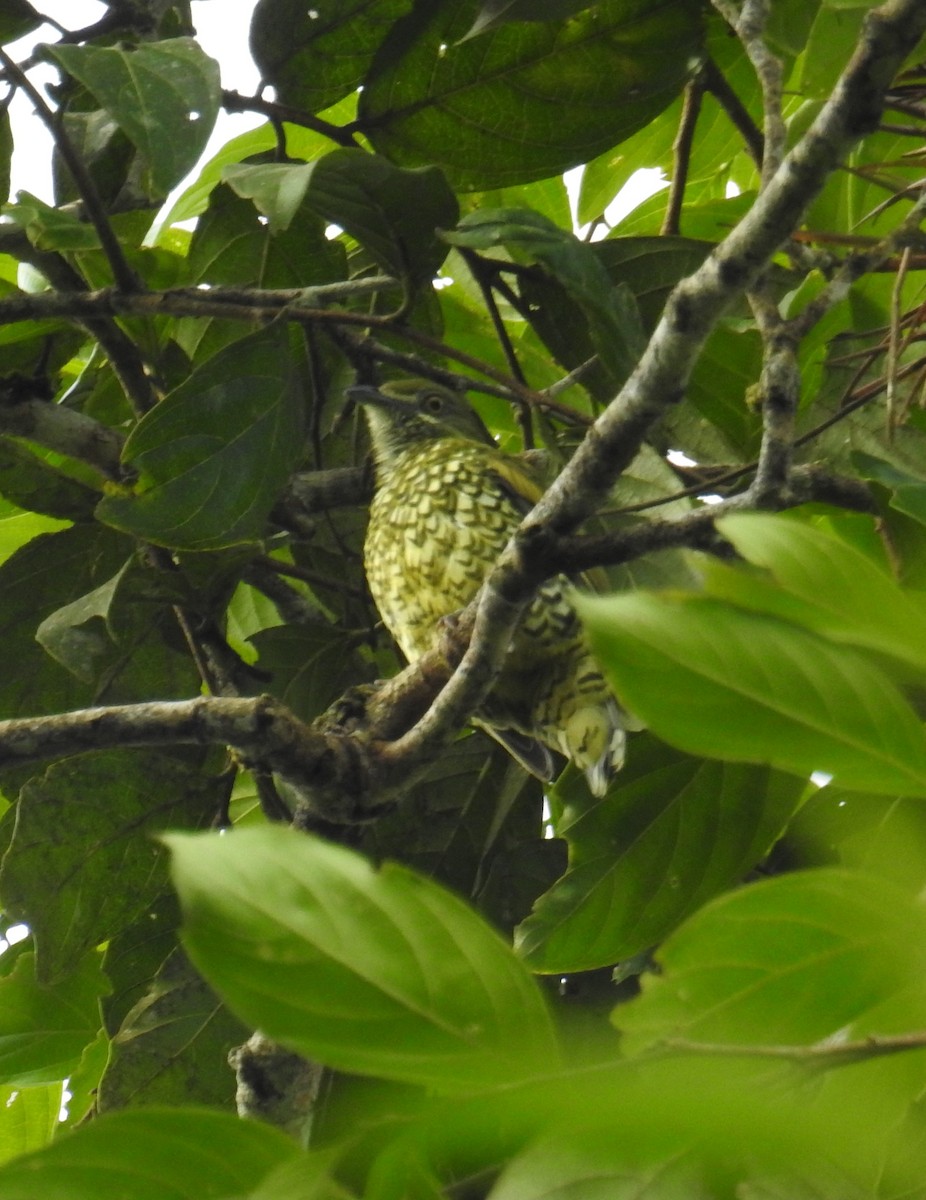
[351,377,628,797]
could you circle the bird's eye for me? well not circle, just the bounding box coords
[421,393,444,415]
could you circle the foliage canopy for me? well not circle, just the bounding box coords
[0,0,926,1195]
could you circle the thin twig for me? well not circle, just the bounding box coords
[701,56,765,166]
[662,73,705,236]
[222,89,360,149]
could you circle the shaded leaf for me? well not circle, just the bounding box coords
[48,39,220,197]
[250,624,372,719]
[359,0,702,190]
[97,326,305,550]
[0,751,223,983]
[0,525,131,721]
[250,0,413,114]
[0,438,99,523]
[462,0,597,40]
[98,948,249,1112]
[516,739,807,972]
[167,825,560,1091]
[579,591,926,796]
[226,150,459,282]
[447,208,645,384]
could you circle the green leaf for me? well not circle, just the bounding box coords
[226,150,459,281]
[0,952,106,1087]
[3,194,100,252]
[158,98,359,229]
[166,825,561,1091]
[516,740,807,972]
[0,1107,303,1200]
[707,514,926,672]
[250,0,413,113]
[359,0,702,190]
[0,751,224,983]
[0,1,42,43]
[97,326,305,550]
[98,948,249,1112]
[250,625,371,719]
[578,591,926,796]
[447,208,645,384]
[462,0,597,40]
[0,438,99,523]
[48,39,220,197]
[617,868,926,1052]
[0,525,131,720]
[0,1083,60,1166]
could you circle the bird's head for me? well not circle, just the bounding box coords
[348,378,494,465]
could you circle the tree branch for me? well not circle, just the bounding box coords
[661,1030,926,1070]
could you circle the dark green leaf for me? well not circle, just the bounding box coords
[250,625,372,719]
[462,0,597,41]
[0,951,106,1086]
[0,525,131,721]
[48,39,221,197]
[250,0,413,113]
[167,825,560,1090]
[0,438,99,522]
[447,208,645,384]
[97,326,305,550]
[0,1107,303,1200]
[0,1,42,43]
[578,591,926,796]
[226,149,459,282]
[0,751,223,983]
[359,0,702,190]
[98,948,249,1112]
[516,739,807,972]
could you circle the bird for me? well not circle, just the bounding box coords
[350,377,629,797]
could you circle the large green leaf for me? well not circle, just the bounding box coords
[97,326,305,550]
[618,868,926,1052]
[0,751,223,984]
[0,1108,303,1200]
[578,591,926,796]
[709,513,926,672]
[224,150,458,281]
[166,825,560,1091]
[250,0,413,113]
[0,952,106,1087]
[48,39,221,197]
[359,0,702,189]
[516,740,807,972]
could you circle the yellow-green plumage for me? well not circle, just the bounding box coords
[353,379,627,796]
